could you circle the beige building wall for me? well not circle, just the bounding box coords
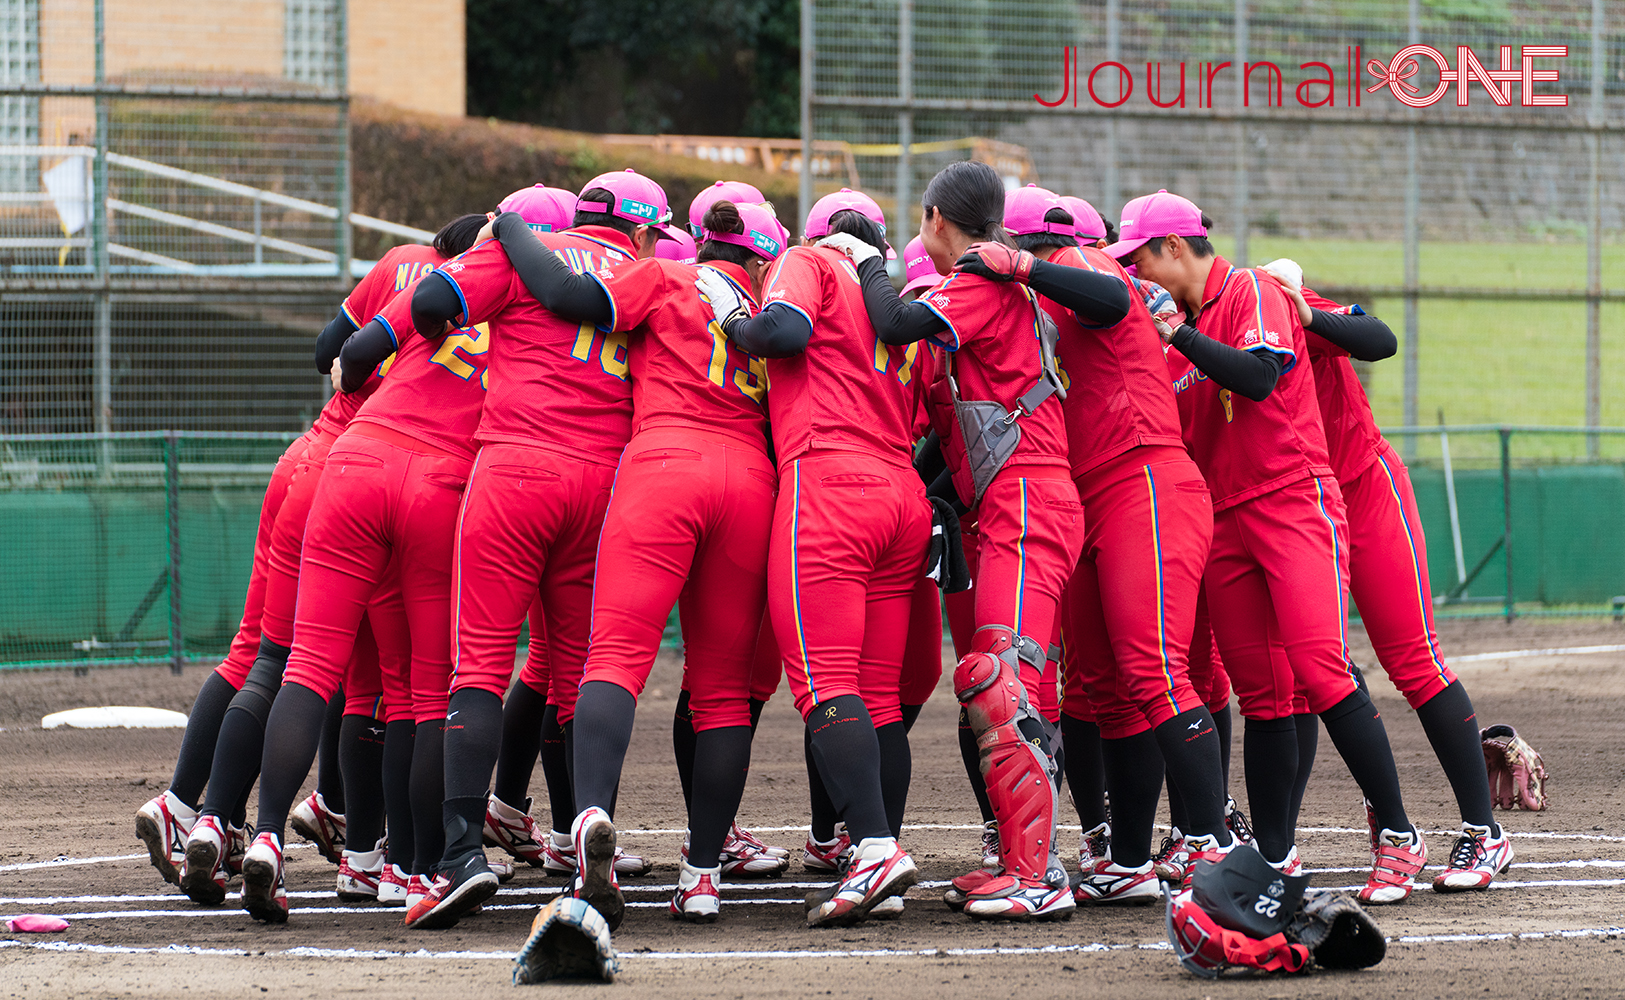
[37,0,464,115]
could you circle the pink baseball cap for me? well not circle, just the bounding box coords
[689,180,768,234]
[655,228,698,264]
[900,236,939,295]
[1058,195,1107,242]
[1002,184,1070,237]
[497,184,577,233]
[1104,189,1206,260]
[804,188,897,260]
[576,168,683,241]
[703,201,789,261]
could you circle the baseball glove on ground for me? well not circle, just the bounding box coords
[1284,889,1386,970]
[1481,723,1548,811]
[512,897,618,985]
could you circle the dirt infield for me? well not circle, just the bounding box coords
[3,617,1625,999]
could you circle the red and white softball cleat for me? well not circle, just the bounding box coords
[1079,822,1110,870]
[729,823,791,859]
[1433,823,1513,892]
[805,837,918,927]
[1072,858,1159,904]
[1178,832,1237,890]
[405,850,499,930]
[483,795,549,867]
[377,864,410,907]
[978,820,1000,869]
[488,854,516,883]
[290,792,346,864]
[571,807,625,931]
[802,822,851,873]
[336,846,385,902]
[539,831,576,875]
[135,790,196,887]
[944,864,999,912]
[179,814,229,906]
[1152,832,1190,884]
[868,894,905,919]
[712,823,791,877]
[1224,799,1256,848]
[224,823,249,879]
[962,872,1075,922]
[1269,845,1304,877]
[670,860,722,923]
[241,832,289,924]
[405,874,431,912]
[1360,827,1428,904]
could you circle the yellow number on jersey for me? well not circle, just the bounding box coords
[430,322,491,381]
[873,338,921,387]
[709,321,767,405]
[1219,387,1234,422]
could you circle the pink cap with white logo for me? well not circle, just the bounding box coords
[900,236,940,295]
[655,229,698,264]
[1002,184,1070,237]
[1058,196,1107,242]
[804,188,897,259]
[1104,189,1206,260]
[497,185,577,233]
[689,180,769,233]
[703,201,789,261]
[576,168,684,241]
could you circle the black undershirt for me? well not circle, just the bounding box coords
[1305,307,1396,362]
[491,211,614,326]
[1169,324,1284,402]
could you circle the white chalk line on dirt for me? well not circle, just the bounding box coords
[5,925,1625,963]
[0,843,312,873]
[12,860,1625,908]
[14,875,1625,921]
[1453,644,1625,663]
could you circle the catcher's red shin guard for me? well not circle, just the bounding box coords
[954,625,1059,883]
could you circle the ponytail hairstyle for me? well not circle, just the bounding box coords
[922,160,1014,248]
[695,200,759,268]
[1103,219,1119,245]
[1014,207,1079,254]
[434,213,487,258]
[822,209,888,257]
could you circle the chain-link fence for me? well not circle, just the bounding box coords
[801,0,1625,436]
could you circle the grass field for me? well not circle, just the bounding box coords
[1201,237,1625,436]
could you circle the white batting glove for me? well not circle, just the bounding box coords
[1257,257,1304,292]
[817,231,882,267]
[695,264,753,335]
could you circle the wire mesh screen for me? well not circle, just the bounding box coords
[809,0,1625,434]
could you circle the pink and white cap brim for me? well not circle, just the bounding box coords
[1102,235,1152,259]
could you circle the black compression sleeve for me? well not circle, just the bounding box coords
[727,302,812,358]
[493,211,613,326]
[913,431,947,489]
[1306,308,1397,362]
[314,310,358,374]
[411,272,464,339]
[856,256,948,345]
[338,320,395,393]
[1025,259,1132,327]
[1170,325,1283,402]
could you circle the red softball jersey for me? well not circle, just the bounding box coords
[351,281,491,459]
[1297,284,1384,484]
[1168,257,1333,511]
[315,243,444,436]
[1042,245,1186,479]
[437,226,638,466]
[587,256,768,447]
[918,269,1068,473]
[759,244,920,469]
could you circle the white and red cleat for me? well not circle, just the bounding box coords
[571,807,625,930]
[290,792,346,864]
[670,860,722,923]
[377,864,410,907]
[135,790,196,887]
[806,837,918,927]
[1433,823,1513,892]
[241,832,289,924]
[337,846,385,902]
[1269,845,1304,877]
[962,872,1074,922]
[483,795,549,867]
[1072,859,1159,905]
[802,822,851,873]
[179,814,229,906]
[1361,827,1428,904]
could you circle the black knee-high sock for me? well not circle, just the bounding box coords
[804,726,839,841]
[198,637,289,819]
[875,722,912,839]
[958,706,996,824]
[673,689,697,812]
[539,706,573,834]
[382,719,416,871]
[562,718,576,821]
[339,714,387,851]
[1415,680,1498,833]
[492,678,548,811]
[1059,713,1107,829]
[1212,702,1234,790]
[1321,690,1410,834]
[807,694,890,843]
[410,719,445,875]
[1166,770,1190,833]
[1288,713,1320,831]
[441,688,505,862]
[1047,718,1066,789]
[571,682,637,815]
[900,704,924,732]
[1244,717,1300,864]
[252,682,330,839]
[688,726,753,868]
[169,671,239,808]
[1153,707,1227,842]
[1101,731,1164,868]
[317,689,346,813]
